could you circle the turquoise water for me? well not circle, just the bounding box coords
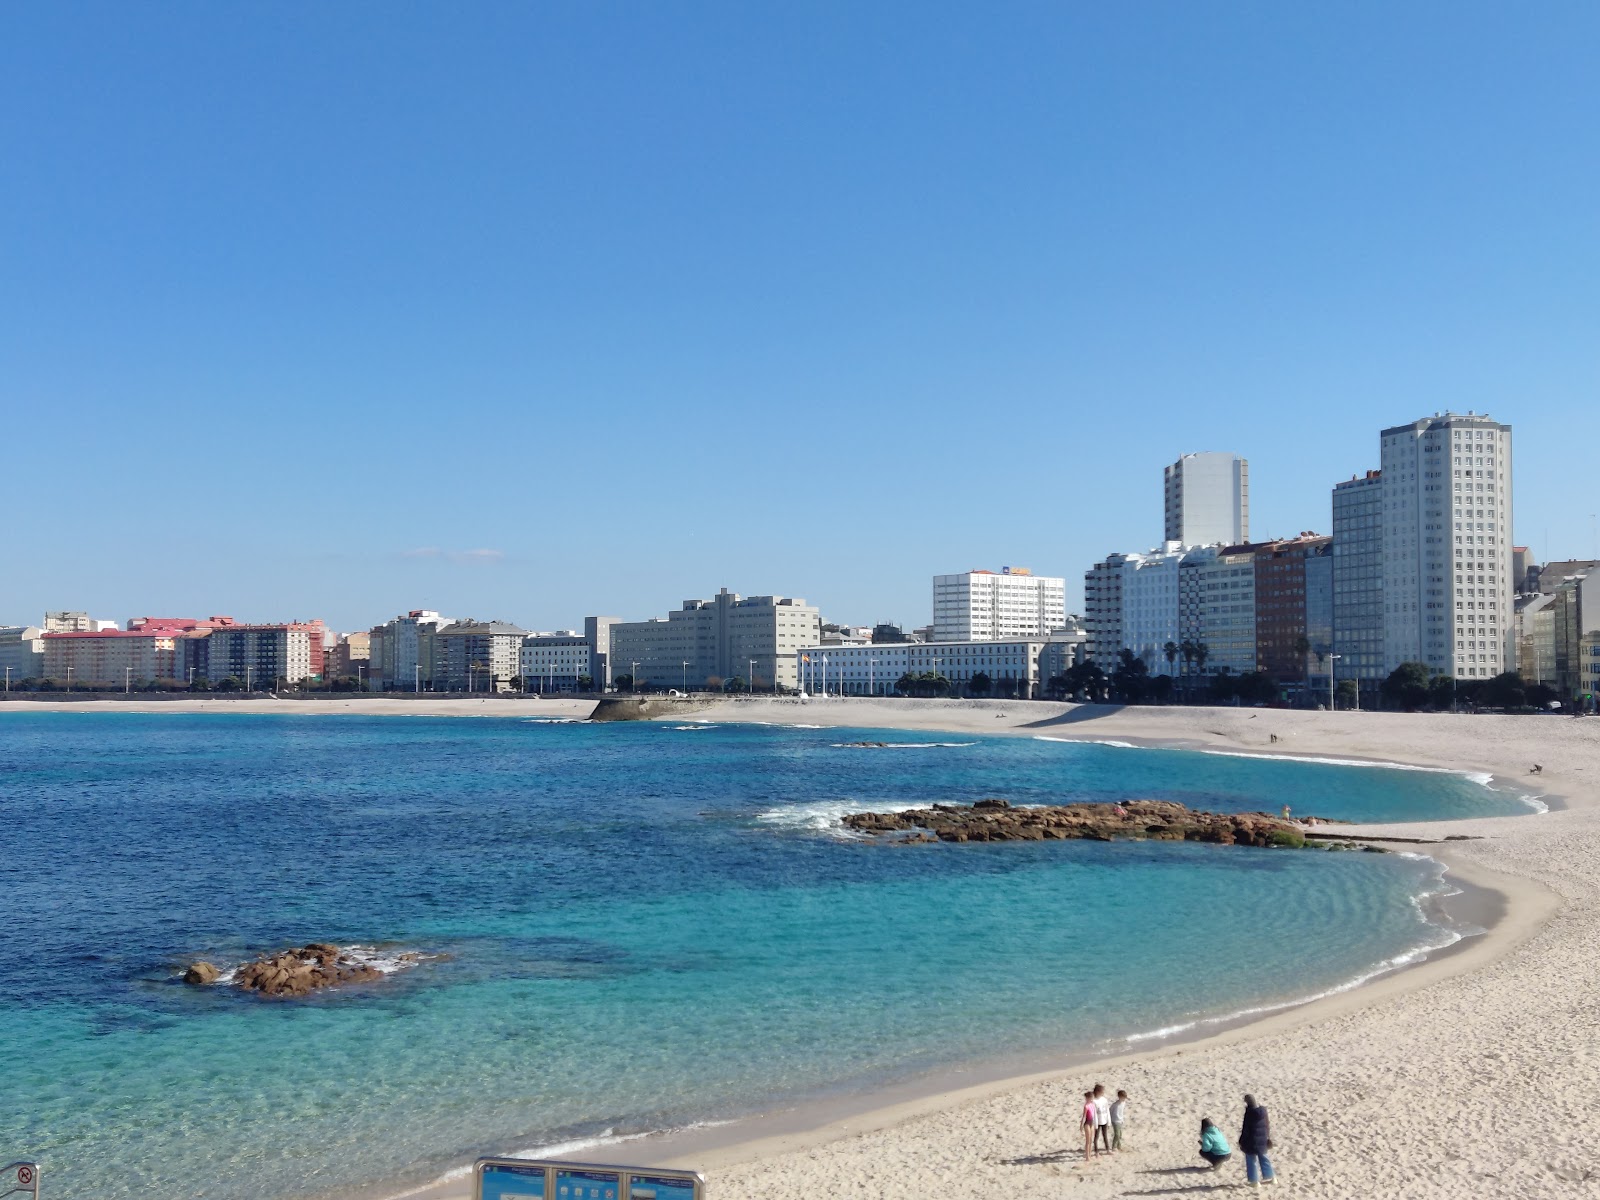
[0,715,1529,1199]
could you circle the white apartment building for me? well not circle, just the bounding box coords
[369,610,454,691]
[0,626,45,683]
[520,632,592,691]
[932,568,1067,641]
[1123,544,1188,672]
[795,639,1049,698]
[1164,452,1249,547]
[1380,413,1514,679]
[1332,471,1385,689]
[610,589,821,691]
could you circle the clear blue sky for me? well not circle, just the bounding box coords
[4,3,1597,632]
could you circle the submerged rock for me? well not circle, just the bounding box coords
[842,799,1314,849]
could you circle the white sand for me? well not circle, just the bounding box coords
[681,699,1600,1197]
[18,695,1596,1196]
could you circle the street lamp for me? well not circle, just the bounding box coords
[357,664,366,692]
[682,660,689,694]
[1328,653,1342,711]
[188,666,196,689]
[67,665,74,692]
[630,660,641,693]
[246,665,253,694]
[4,665,10,693]
[749,658,756,695]
[125,665,133,695]
[414,663,421,693]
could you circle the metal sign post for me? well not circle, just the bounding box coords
[1,1162,40,1200]
[475,1157,703,1200]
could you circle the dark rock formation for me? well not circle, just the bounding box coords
[842,798,1314,848]
[183,961,221,985]
[183,943,389,997]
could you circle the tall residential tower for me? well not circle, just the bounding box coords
[1379,413,1514,680]
[1164,452,1249,547]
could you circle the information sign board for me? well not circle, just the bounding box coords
[474,1159,702,1200]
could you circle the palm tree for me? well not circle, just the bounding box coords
[1163,641,1179,678]
[1193,642,1211,677]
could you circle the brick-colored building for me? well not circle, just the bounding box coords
[1253,535,1333,685]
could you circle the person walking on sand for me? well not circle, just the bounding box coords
[1110,1089,1129,1150]
[1239,1094,1276,1186]
[1092,1084,1113,1154]
[1198,1118,1231,1169]
[1080,1090,1098,1162]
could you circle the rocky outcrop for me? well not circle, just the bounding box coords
[842,798,1314,848]
[184,943,394,997]
[183,961,221,985]
[234,943,386,996]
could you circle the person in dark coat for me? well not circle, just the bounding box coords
[1239,1093,1276,1185]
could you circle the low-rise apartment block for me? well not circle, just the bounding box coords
[610,589,821,691]
[795,639,1049,698]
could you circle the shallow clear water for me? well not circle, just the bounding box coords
[0,714,1527,1199]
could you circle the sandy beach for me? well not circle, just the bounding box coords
[14,696,1598,1196]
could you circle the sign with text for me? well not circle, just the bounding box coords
[475,1159,703,1200]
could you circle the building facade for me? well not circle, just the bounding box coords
[0,626,45,683]
[1164,452,1249,547]
[206,622,327,686]
[1179,545,1256,677]
[1083,554,1131,670]
[932,568,1067,641]
[610,589,821,691]
[1332,471,1385,693]
[432,620,529,692]
[325,632,371,682]
[520,632,591,691]
[369,610,454,691]
[795,639,1049,698]
[1380,413,1514,680]
[1123,545,1187,673]
[42,617,235,685]
[1253,534,1333,686]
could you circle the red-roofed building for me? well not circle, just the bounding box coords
[42,616,237,685]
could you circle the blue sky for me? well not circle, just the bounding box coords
[4,3,1596,632]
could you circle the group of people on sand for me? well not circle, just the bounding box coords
[1079,1087,1278,1187]
[1199,1095,1277,1186]
[1078,1084,1130,1158]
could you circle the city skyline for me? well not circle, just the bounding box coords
[4,6,1598,629]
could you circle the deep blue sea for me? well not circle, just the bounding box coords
[0,714,1533,1200]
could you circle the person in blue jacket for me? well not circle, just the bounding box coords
[1198,1118,1231,1169]
[1239,1094,1276,1185]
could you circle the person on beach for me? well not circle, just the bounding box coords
[1081,1090,1098,1162]
[1110,1089,1129,1150]
[1092,1084,1113,1153]
[1199,1118,1231,1169]
[1239,1094,1276,1185]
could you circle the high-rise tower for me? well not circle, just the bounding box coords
[1379,413,1513,680]
[1164,452,1249,547]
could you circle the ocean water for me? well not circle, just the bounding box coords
[0,714,1531,1200]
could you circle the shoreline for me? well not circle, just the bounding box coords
[313,697,1581,1200]
[16,697,1590,1195]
